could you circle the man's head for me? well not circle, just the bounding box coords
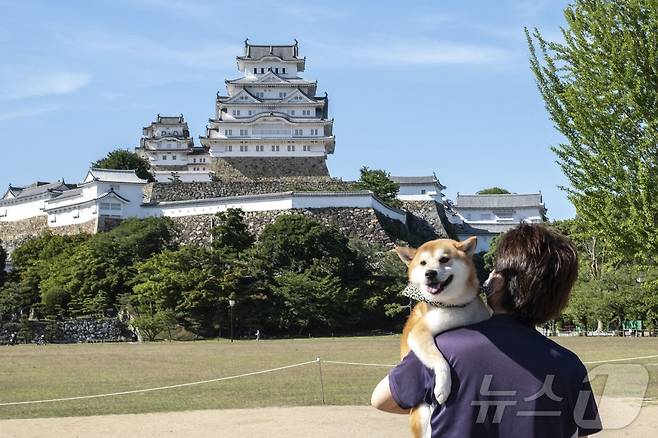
[487,223,578,324]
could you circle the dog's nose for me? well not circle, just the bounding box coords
[425,270,438,279]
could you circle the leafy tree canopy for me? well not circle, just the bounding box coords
[92,149,155,182]
[477,187,510,195]
[354,166,402,208]
[527,0,658,263]
[211,209,254,255]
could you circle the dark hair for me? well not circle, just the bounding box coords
[494,223,578,324]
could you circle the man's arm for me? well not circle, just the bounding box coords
[370,376,409,414]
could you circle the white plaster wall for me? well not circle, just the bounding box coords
[456,234,493,253]
[0,197,48,221]
[48,203,97,227]
[457,207,543,223]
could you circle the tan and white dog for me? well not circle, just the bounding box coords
[396,236,491,438]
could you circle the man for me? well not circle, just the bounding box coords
[371,224,602,437]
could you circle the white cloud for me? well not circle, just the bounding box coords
[0,72,91,101]
[0,105,61,121]
[312,38,515,67]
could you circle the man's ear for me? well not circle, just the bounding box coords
[395,246,417,266]
[456,236,478,257]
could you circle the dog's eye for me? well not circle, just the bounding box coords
[439,256,450,264]
[420,260,427,266]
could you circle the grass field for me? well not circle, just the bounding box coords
[0,336,656,420]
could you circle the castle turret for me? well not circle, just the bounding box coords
[200,40,335,179]
[136,114,211,172]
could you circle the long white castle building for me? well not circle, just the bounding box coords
[0,40,545,254]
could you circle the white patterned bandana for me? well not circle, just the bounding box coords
[401,283,472,308]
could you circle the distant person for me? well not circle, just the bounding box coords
[372,224,602,437]
[255,330,260,341]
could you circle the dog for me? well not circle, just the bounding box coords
[396,236,491,438]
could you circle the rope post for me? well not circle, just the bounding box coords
[316,357,326,405]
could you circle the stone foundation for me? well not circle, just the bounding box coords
[212,156,330,179]
[0,217,98,254]
[401,200,455,240]
[150,179,358,202]
[171,207,425,249]
[0,317,133,344]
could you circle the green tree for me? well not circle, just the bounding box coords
[527,0,658,263]
[355,167,402,208]
[0,240,6,287]
[211,209,254,255]
[476,187,510,195]
[93,149,155,182]
[257,214,360,278]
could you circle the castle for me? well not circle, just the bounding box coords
[0,41,546,259]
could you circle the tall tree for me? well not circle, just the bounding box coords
[211,209,254,255]
[355,167,402,208]
[93,149,155,182]
[0,240,6,287]
[477,187,510,195]
[527,0,658,263]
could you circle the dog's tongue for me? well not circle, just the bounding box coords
[423,283,441,294]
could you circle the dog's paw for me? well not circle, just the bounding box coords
[433,368,452,405]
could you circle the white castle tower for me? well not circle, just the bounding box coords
[200,40,335,178]
[136,115,211,173]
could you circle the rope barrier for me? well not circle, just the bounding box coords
[322,360,396,368]
[0,359,318,407]
[583,354,658,365]
[2,354,654,407]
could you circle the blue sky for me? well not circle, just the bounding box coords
[1,0,575,218]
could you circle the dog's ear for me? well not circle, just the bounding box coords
[455,236,478,257]
[395,246,417,266]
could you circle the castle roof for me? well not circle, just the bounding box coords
[391,175,446,190]
[83,168,148,184]
[154,114,185,125]
[455,193,544,209]
[238,40,299,61]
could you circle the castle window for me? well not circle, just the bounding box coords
[240,129,248,136]
[173,130,179,135]
[282,67,286,74]
[271,145,279,151]
[162,155,167,160]
[267,67,272,72]
[421,189,427,194]
[232,110,241,116]
[287,145,296,151]
[193,158,197,163]
[226,145,232,152]
[279,92,286,98]
[225,129,232,136]
[310,128,319,135]
[172,155,177,160]
[275,67,279,73]
[294,129,303,136]
[290,110,296,115]
[253,68,257,74]
[240,145,248,152]
[261,68,264,74]
[248,110,254,115]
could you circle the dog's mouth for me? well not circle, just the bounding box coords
[423,275,454,295]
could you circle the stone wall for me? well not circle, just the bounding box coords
[212,156,330,179]
[0,317,133,344]
[0,217,98,256]
[150,179,359,202]
[171,207,425,248]
[401,200,455,240]
[0,216,49,251]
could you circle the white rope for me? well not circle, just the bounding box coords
[322,360,395,368]
[0,359,318,407]
[583,354,658,365]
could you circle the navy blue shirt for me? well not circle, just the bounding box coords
[389,314,602,437]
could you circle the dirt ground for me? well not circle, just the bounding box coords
[0,399,654,437]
